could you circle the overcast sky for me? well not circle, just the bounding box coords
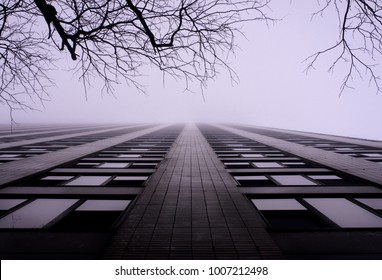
[1,1,382,140]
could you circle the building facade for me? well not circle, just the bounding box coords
[0,123,382,259]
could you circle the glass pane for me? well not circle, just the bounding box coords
[41,176,74,180]
[281,162,305,165]
[97,162,130,168]
[356,198,382,210]
[271,175,317,185]
[114,176,149,181]
[224,162,251,166]
[304,198,382,228]
[362,153,382,157]
[308,175,341,180]
[129,148,149,151]
[232,148,252,151]
[76,162,100,166]
[241,154,264,158]
[117,154,142,158]
[76,200,131,211]
[132,163,157,166]
[0,154,20,158]
[234,175,268,180]
[252,199,306,210]
[0,199,27,210]
[65,176,110,186]
[0,199,78,228]
[253,162,283,168]
[335,148,354,151]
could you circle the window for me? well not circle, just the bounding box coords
[0,199,27,215]
[355,198,382,213]
[224,162,252,169]
[241,154,264,158]
[271,175,317,185]
[117,154,142,158]
[65,176,111,186]
[0,199,79,228]
[234,175,276,187]
[251,199,306,210]
[76,200,131,211]
[130,163,158,168]
[251,199,330,229]
[0,154,20,158]
[252,162,283,168]
[281,162,306,166]
[41,176,74,181]
[76,162,100,166]
[226,144,244,147]
[304,198,382,228]
[52,199,132,230]
[307,174,350,185]
[362,153,382,157]
[334,148,354,151]
[97,162,130,168]
[107,176,149,187]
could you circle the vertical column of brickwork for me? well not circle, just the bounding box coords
[104,125,282,259]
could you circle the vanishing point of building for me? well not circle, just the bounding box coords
[1,123,382,259]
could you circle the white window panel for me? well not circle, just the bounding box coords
[232,148,252,151]
[129,148,149,151]
[114,176,149,181]
[241,154,264,158]
[335,148,354,151]
[281,162,305,165]
[0,199,78,228]
[356,198,382,210]
[65,176,110,186]
[362,153,382,157]
[252,199,306,210]
[76,200,131,211]
[308,175,342,180]
[234,175,268,181]
[253,162,283,168]
[0,199,27,210]
[314,144,332,147]
[132,163,157,166]
[117,154,142,158]
[41,176,74,180]
[76,162,100,166]
[271,175,317,185]
[224,162,250,166]
[0,154,20,158]
[304,198,382,228]
[97,162,130,168]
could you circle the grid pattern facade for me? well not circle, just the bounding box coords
[1,123,382,259]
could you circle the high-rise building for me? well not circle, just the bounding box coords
[1,123,382,259]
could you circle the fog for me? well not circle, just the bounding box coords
[1,2,382,140]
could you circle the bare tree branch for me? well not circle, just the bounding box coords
[0,0,274,117]
[306,0,382,95]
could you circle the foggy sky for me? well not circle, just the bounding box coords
[1,2,382,140]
